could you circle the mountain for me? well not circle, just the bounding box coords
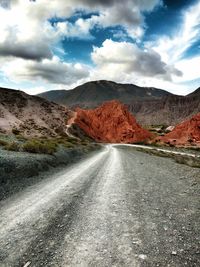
[38,80,200,126]
[188,87,200,97]
[74,100,152,143]
[38,80,172,108]
[128,93,200,125]
[0,87,71,137]
[156,113,200,146]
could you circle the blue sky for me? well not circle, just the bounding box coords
[0,0,199,95]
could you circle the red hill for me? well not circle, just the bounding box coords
[157,113,200,146]
[74,100,152,143]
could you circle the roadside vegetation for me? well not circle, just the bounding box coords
[0,134,97,155]
[135,147,200,168]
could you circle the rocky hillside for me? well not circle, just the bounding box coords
[156,113,200,146]
[0,87,71,137]
[188,87,200,97]
[38,80,200,126]
[74,100,152,143]
[128,93,200,125]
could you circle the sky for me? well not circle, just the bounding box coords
[0,0,199,95]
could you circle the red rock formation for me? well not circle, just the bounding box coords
[156,113,200,146]
[75,100,152,143]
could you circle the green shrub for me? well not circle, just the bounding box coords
[0,139,9,147]
[16,135,27,142]
[80,141,89,146]
[5,142,21,152]
[54,137,79,147]
[23,140,57,155]
[63,142,75,148]
[189,147,200,152]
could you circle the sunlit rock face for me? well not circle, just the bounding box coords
[75,100,152,143]
[156,113,200,146]
[0,87,71,137]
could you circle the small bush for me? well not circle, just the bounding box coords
[12,128,20,135]
[22,140,57,155]
[0,139,9,147]
[136,147,200,168]
[67,137,78,144]
[16,135,27,142]
[174,155,200,168]
[80,141,89,146]
[5,142,21,152]
[189,147,200,152]
[134,141,147,145]
[55,137,79,147]
[63,142,75,148]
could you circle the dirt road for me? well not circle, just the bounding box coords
[0,145,199,266]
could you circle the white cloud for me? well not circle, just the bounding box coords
[55,18,95,40]
[147,1,200,64]
[0,2,57,60]
[0,0,161,62]
[174,56,200,83]
[2,56,90,85]
[91,39,182,81]
[144,1,200,94]
[0,0,198,95]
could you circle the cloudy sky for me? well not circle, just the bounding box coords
[0,0,199,95]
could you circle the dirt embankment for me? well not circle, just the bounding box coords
[0,144,101,200]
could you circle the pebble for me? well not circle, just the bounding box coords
[23,262,31,267]
[138,254,147,260]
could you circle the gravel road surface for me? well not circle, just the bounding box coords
[0,145,199,267]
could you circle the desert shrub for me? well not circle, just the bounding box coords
[137,146,200,168]
[189,147,200,152]
[16,135,27,142]
[55,137,80,146]
[23,140,57,155]
[63,142,75,148]
[80,141,89,146]
[67,137,78,144]
[134,141,147,145]
[12,128,20,135]
[5,142,21,152]
[174,155,200,168]
[0,139,9,147]
[150,141,164,147]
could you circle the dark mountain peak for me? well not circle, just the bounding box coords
[85,80,118,85]
[188,87,200,96]
[38,80,173,108]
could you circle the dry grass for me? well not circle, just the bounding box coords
[22,139,57,155]
[1,134,95,155]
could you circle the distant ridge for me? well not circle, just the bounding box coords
[38,80,172,108]
[38,80,200,126]
[188,87,200,96]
